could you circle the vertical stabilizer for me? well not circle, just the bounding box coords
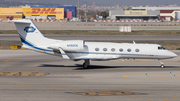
[10,19,49,46]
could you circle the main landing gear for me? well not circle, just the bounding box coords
[159,60,165,68]
[83,60,90,69]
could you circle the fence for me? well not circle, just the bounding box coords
[1,19,180,23]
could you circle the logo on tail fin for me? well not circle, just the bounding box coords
[24,26,36,33]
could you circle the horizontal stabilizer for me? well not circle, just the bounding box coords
[9,20,32,23]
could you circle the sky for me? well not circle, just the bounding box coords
[8,0,180,6]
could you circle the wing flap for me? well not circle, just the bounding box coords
[48,47,70,59]
[59,48,70,59]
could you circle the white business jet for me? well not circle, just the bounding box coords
[10,19,177,68]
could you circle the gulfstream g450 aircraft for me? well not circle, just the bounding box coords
[10,19,177,68]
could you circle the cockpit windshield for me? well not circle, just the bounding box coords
[158,46,166,50]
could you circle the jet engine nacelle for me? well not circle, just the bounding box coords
[59,40,85,52]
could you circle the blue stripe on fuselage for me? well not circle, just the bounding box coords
[20,37,53,52]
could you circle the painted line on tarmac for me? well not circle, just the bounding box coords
[70,91,150,101]
[125,88,180,91]
[0,57,19,65]
[123,73,180,79]
[128,96,150,101]
[0,88,88,92]
[0,82,16,85]
[0,58,9,64]
[69,91,142,96]
[0,72,49,76]
[164,97,180,101]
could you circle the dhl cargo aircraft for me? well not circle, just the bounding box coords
[10,19,177,68]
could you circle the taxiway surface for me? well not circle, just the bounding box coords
[0,50,180,101]
[1,34,180,41]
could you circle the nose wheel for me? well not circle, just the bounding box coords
[160,64,165,68]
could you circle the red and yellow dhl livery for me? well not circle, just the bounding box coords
[23,8,64,19]
[25,8,62,15]
[0,8,64,19]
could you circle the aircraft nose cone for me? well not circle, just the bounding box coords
[173,53,177,57]
[171,52,177,58]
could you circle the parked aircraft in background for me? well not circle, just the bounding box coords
[10,19,177,68]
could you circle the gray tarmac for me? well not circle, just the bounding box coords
[1,34,180,41]
[1,21,180,30]
[0,50,180,101]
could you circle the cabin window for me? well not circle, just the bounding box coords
[103,48,107,51]
[127,48,131,52]
[119,48,123,52]
[95,48,99,51]
[111,48,115,52]
[135,49,140,52]
[158,46,166,50]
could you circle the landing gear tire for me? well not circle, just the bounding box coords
[159,60,165,68]
[160,64,165,68]
[83,60,90,69]
[83,63,88,69]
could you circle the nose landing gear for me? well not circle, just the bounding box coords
[159,60,165,68]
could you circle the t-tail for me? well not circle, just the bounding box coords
[10,19,56,52]
[10,19,79,59]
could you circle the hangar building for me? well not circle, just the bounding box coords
[132,7,180,21]
[0,7,64,20]
[109,7,180,21]
[109,8,160,20]
[0,8,24,20]
[0,6,76,20]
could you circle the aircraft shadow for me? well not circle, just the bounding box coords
[74,64,179,70]
[38,64,179,70]
[39,64,81,68]
[39,64,66,67]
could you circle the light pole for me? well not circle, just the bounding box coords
[77,0,79,20]
[85,2,87,22]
